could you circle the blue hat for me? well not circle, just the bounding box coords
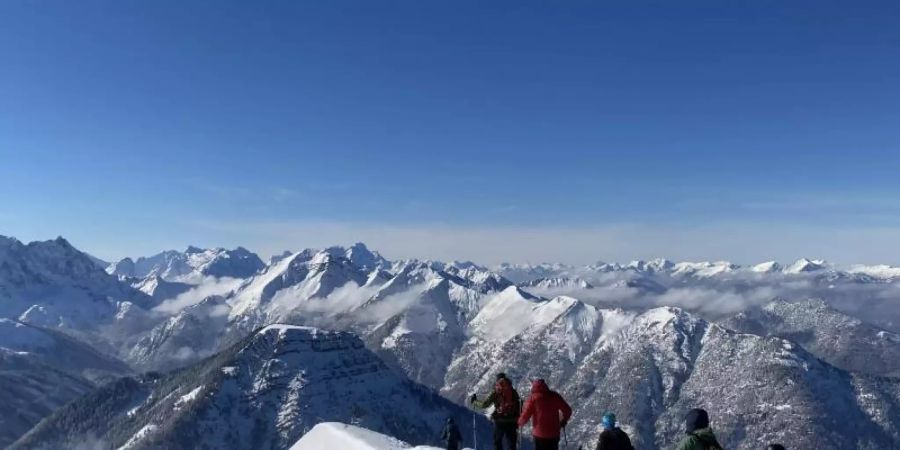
[602,412,616,429]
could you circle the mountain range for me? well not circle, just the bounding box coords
[3,234,900,449]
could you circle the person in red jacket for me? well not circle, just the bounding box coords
[517,379,572,450]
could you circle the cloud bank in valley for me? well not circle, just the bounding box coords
[522,269,900,330]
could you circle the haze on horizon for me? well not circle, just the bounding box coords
[2,1,900,265]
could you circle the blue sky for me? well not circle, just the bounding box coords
[2,1,900,264]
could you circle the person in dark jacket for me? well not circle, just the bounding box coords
[441,417,463,450]
[517,379,572,450]
[471,372,521,450]
[675,408,723,450]
[766,445,786,450]
[594,412,633,450]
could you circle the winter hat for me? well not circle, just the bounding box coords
[601,413,616,429]
[684,408,710,434]
[766,445,786,450]
[496,372,507,380]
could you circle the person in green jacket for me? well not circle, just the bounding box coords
[469,372,521,450]
[675,408,723,450]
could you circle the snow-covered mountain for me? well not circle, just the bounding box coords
[494,262,574,283]
[8,235,900,449]
[107,246,265,282]
[0,318,131,446]
[131,275,193,301]
[11,325,490,450]
[125,296,231,371]
[0,235,153,330]
[496,255,889,283]
[442,300,900,449]
[522,276,594,290]
[724,298,900,376]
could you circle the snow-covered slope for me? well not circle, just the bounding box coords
[364,276,484,388]
[724,298,900,376]
[494,262,573,283]
[445,304,900,449]
[132,275,193,301]
[0,319,131,446]
[125,296,231,371]
[0,235,153,330]
[0,352,94,448]
[846,264,900,280]
[522,276,593,290]
[228,248,370,320]
[783,258,829,274]
[751,261,782,273]
[108,246,265,282]
[671,261,738,278]
[11,325,490,450]
[290,423,465,450]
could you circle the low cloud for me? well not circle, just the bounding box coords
[523,270,900,330]
[153,277,245,314]
[263,280,429,331]
[268,281,379,319]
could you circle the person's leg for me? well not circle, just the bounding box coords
[534,437,561,450]
[493,423,504,450]
[502,423,517,450]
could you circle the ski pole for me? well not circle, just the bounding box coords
[562,426,569,450]
[472,408,477,450]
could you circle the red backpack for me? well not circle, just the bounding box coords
[494,378,521,419]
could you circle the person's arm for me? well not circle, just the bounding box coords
[517,396,535,428]
[472,391,496,410]
[558,393,573,425]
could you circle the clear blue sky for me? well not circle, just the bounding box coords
[2,1,900,264]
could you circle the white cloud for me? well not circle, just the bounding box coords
[154,277,244,314]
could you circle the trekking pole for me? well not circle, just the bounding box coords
[471,408,477,450]
[562,426,569,450]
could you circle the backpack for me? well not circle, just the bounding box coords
[612,429,634,450]
[493,379,520,418]
[690,433,724,450]
[598,428,633,450]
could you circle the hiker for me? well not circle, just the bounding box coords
[517,379,572,450]
[470,372,521,450]
[594,413,633,450]
[441,417,463,450]
[675,408,724,450]
[766,445,786,450]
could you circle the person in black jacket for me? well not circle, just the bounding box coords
[441,417,463,450]
[594,412,633,450]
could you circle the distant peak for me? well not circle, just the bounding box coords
[785,258,828,274]
[751,261,782,273]
[185,245,205,254]
[53,236,71,245]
